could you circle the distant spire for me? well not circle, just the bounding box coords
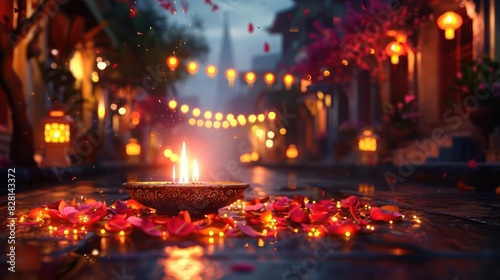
[215,11,235,109]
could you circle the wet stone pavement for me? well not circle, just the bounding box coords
[1,166,500,280]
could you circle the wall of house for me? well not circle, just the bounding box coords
[416,20,441,135]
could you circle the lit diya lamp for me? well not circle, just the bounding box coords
[123,142,249,215]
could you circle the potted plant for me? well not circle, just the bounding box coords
[382,95,419,143]
[453,55,500,149]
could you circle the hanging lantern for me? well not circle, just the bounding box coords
[166,56,179,71]
[264,72,275,88]
[244,72,256,89]
[206,65,217,77]
[283,74,294,90]
[385,42,405,65]
[437,11,463,40]
[358,129,378,165]
[126,138,141,156]
[187,61,199,75]
[225,68,237,88]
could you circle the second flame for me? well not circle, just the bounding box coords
[173,142,199,183]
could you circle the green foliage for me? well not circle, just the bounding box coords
[452,55,500,102]
[104,2,209,89]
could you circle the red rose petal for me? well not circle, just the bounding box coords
[166,217,194,237]
[370,207,402,223]
[289,206,308,223]
[231,262,255,272]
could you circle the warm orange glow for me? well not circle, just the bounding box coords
[240,153,252,163]
[222,121,230,129]
[359,130,377,152]
[131,111,141,125]
[226,114,235,121]
[257,114,265,122]
[166,56,179,71]
[205,120,213,128]
[323,70,331,77]
[342,60,348,66]
[437,11,463,40]
[283,74,294,90]
[225,68,237,80]
[188,118,196,126]
[126,139,141,156]
[192,159,199,182]
[179,142,189,183]
[196,119,204,127]
[187,61,199,74]
[168,100,178,109]
[213,121,221,129]
[286,144,299,159]
[279,128,287,135]
[251,152,259,161]
[49,110,64,117]
[385,42,405,65]
[44,123,70,143]
[244,72,256,88]
[206,65,217,77]
[204,111,212,119]
[180,104,189,114]
[230,119,238,127]
[264,72,275,85]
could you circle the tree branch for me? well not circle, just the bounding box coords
[11,0,60,47]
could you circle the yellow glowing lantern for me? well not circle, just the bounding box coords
[164,148,173,158]
[206,65,217,77]
[44,107,71,144]
[225,68,237,88]
[358,130,377,152]
[237,114,246,126]
[204,111,212,120]
[188,118,196,126]
[257,114,265,122]
[222,121,230,129]
[283,74,294,90]
[437,11,463,40]
[385,42,405,65]
[180,104,190,114]
[168,100,178,110]
[279,128,287,135]
[187,61,199,75]
[286,144,299,159]
[126,138,141,156]
[166,56,179,71]
[244,72,256,89]
[251,152,259,161]
[264,72,276,87]
[226,114,235,121]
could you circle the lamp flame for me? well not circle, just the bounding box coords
[179,142,189,183]
[193,159,199,183]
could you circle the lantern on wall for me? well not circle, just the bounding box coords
[358,129,378,165]
[41,105,73,167]
[244,72,256,89]
[385,42,405,65]
[437,11,463,40]
[126,138,141,156]
[283,74,294,90]
[166,56,179,71]
[44,106,71,144]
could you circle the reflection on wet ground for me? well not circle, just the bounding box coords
[2,166,500,279]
